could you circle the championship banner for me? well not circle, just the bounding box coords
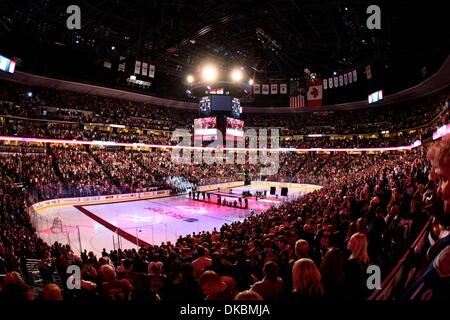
[149,64,155,78]
[142,62,148,77]
[339,75,344,86]
[270,84,278,94]
[118,56,126,72]
[348,71,353,83]
[323,79,328,90]
[253,83,261,94]
[333,76,339,87]
[134,60,141,75]
[365,65,372,79]
[262,84,269,95]
[279,83,287,94]
[328,78,333,89]
[352,69,357,82]
[343,73,348,85]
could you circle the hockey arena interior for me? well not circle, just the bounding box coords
[0,0,449,304]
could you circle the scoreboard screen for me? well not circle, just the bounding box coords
[194,117,217,136]
[210,95,232,111]
[231,97,241,118]
[199,96,211,115]
[226,117,244,137]
[368,90,383,104]
[199,95,242,117]
[0,55,16,74]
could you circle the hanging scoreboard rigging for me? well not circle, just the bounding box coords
[199,95,241,118]
[232,97,242,118]
[200,96,211,115]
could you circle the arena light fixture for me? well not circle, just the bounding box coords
[186,75,194,84]
[249,79,254,85]
[201,65,218,82]
[230,69,243,82]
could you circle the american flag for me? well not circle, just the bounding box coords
[289,79,305,108]
[289,90,306,108]
[290,94,305,108]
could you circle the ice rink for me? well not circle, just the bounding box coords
[33,184,318,255]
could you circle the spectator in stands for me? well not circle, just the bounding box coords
[191,246,211,278]
[199,271,236,300]
[320,247,345,300]
[168,263,203,301]
[234,290,263,300]
[41,283,63,300]
[291,258,324,300]
[205,252,233,276]
[402,139,450,300]
[294,239,310,260]
[344,233,369,299]
[232,249,254,291]
[130,273,159,302]
[99,265,133,301]
[1,272,33,301]
[251,261,284,300]
[148,261,169,299]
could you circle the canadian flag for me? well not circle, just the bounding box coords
[306,79,323,107]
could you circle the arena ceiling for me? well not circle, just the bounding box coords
[0,0,448,104]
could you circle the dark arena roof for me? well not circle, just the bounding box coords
[0,0,448,106]
[0,0,450,312]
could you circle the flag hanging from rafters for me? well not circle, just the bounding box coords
[253,83,261,94]
[289,79,305,108]
[306,79,323,107]
[142,62,148,77]
[134,60,141,74]
[365,65,372,79]
[270,84,278,94]
[118,56,126,72]
[149,64,155,78]
[290,92,305,108]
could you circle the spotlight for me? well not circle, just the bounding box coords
[230,69,243,82]
[186,75,194,83]
[333,71,337,76]
[249,79,254,85]
[201,65,218,82]
[27,91,33,98]
[111,46,115,50]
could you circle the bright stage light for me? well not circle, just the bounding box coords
[201,65,218,82]
[231,69,243,82]
[186,75,194,83]
[248,79,254,85]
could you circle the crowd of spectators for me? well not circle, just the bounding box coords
[1,80,448,137]
[0,80,448,301]
[1,142,443,301]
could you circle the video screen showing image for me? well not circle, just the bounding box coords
[226,117,244,137]
[194,117,217,135]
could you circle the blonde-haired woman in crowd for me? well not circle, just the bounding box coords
[344,232,369,299]
[290,258,324,300]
